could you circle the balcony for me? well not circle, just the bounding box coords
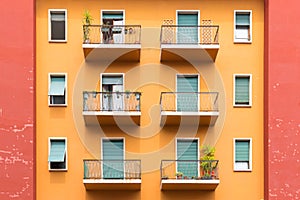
[83,160,141,190]
[160,25,219,61]
[82,25,141,61]
[160,160,220,191]
[82,91,141,126]
[160,92,219,126]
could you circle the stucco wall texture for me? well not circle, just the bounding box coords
[0,0,35,199]
[265,0,300,199]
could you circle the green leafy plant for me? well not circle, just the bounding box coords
[82,10,93,43]
[200,145,216,179]
[175,171,183,179]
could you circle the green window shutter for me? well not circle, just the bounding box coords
[49,76,65,95]
[235,140,250,161]
[177,140,198,177]
[236,13,250,26]
[177,76,198,111]
[178,14,198,26]
[177,13,198,43]
[49,140,66,162]
[51,12,65,21]
[102,13,123,20]
[103,139,124,179]
[102,76,123,85]
[235,76,250,104]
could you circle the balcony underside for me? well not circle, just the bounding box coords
[161,179,219,191]
[84,179,141,190]
[161,111,219,126]
[83,44,141,61]
[160,44,219,62]
[83,111,141,126]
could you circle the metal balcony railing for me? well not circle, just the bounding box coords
[160,25,219,45]
[83,160,141,179]
[83,91,141,112]
[160,92,219,112]
[160,160,219,180]
[83,25,141,44]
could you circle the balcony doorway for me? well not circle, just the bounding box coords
[101,74,124,111]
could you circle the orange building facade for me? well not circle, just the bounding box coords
[36,0,264,200]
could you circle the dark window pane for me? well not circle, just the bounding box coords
[51,21,65,40]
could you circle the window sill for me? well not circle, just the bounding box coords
[49,169,68,172]
[49,40,67,43]
[234,40,252,44]
[233,104,252,108]
[49,104,67,107]
[234,169,252,172]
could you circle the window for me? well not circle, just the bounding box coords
[234,10,252,43]
[234,138,252,171]
[102,138,124,179]
[101,10,124,43]
[48,73,67,106]
[48,138,67,171]
[101,73,124,111]
[176,10,200,43]
[49,9,67,42]
[176,74,199,111]
[233,74,252,107]
[176,138,199,178]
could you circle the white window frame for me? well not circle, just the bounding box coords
[233,138,252,172]
[100,73,125,92]
[176,74,200,111]
[48,137,67,171]
[233,74,252,107]
[48,9,67,42]
[48,73,67,107]
[100,9,126,24]
[176,10,200,43]
[234,10,252,43]
[175,138,200,177]
[101,137,125,178]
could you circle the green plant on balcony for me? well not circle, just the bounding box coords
[200,145,216,179]
[82,10,93,44]
[175,171,183,179]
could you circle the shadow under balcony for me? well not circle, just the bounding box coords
[83,160,141,190]
[82,25,141,61]
[160,160,220,191]
[160,25,219,62]
[160,92,219,126]
[83,91,141,126]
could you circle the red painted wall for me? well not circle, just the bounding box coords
[265,0,300,199]
[0,0,35,199]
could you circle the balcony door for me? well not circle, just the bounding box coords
[101,74,124,111]
[101,10,124,43]
[102,139,124,179]
[177,11,199,43]
[176,139,199,178]
[176,75,199,111]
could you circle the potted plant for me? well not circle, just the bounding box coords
[125,90,131,98]
[200,145,216,180]
[175,172,183,179]
[82,10,93,44]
